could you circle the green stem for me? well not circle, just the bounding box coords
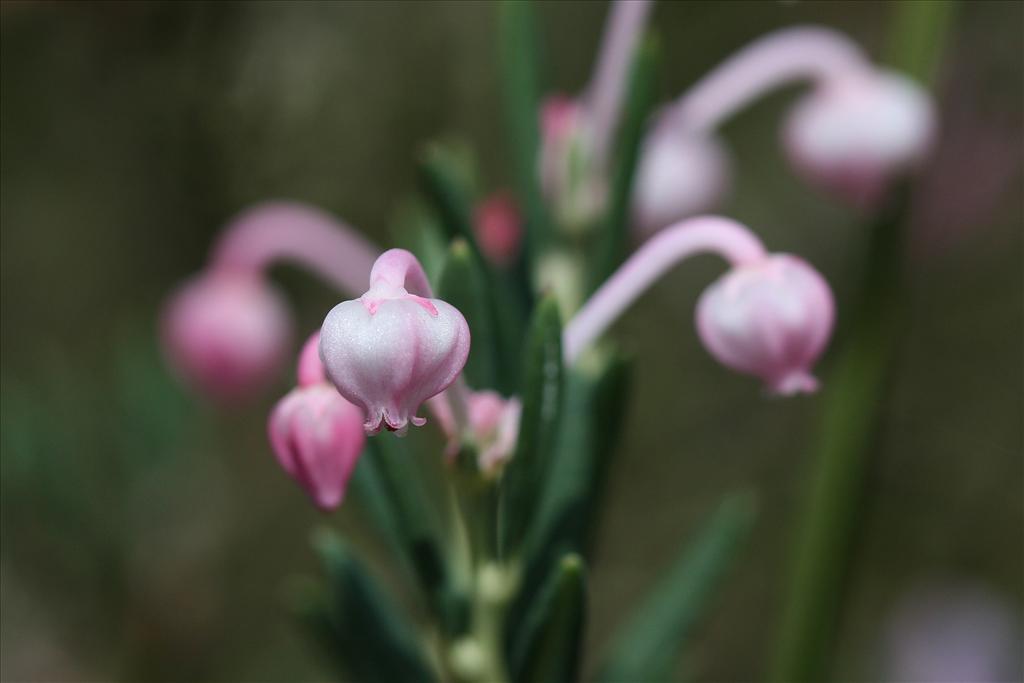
[770,5,955,677]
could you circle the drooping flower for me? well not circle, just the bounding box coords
[783,70,936,206]
[268,334,365,511]
[632,122,731,235]
[563,216,834,394]
[319,249,471,435]
[161,202,380,401]
[696,254,834,394]
[161,270,293,401]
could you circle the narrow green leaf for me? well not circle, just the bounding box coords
[306,530,437,683]
[526,346,631,559]
[498,0,551,265]
[438,239,501,390]
[885,0,956,86]
[367,435,469,636]
[590,34,660,292]
[501,295,564,555]
[417,142,480,251]
[512,553,587,683]
[598,493,757,683]
[391,198,450,285]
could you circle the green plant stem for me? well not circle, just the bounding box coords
[770,5,954,677]
[770,183,910,683]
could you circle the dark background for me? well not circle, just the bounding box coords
[2,1,1021,681]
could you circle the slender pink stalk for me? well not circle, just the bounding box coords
[668,26,870,135]
[585,0,654,165]
[212,201,380,297]
[563,216,766,362]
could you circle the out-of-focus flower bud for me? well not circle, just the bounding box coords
[319,249,471,435]
[431,390,522,473]
[881,582,1023,683]
[632,126,730,236]
[538,95,607,233]
[473,192,522,268]
[783,69,936,206]
[161,270,293,401]
[696,254,834,394]
[268,335,365,510]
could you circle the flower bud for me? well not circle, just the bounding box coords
[268,383,365,511]
[319,250,471,435]
[633,127,730,236]
[431,390,522,473]
[161,270,293,401]
[473,192,522,268]
[538,95,606,232]
[783,69,936,206]
[696,254,834,394]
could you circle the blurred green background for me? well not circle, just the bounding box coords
[1,1,1021,681]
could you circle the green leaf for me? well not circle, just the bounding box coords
[300,530,437,683]
[438,239,501,390]
[417,141,480,251]
[512,553,587,683]
[500,295,564,555]
[597,493,757,683]
[367,435,469,636]
[590,34,660,292]
[391,198,450,285]
[526,346,631,560]
[504,348,629,661]
[498,0,551,266]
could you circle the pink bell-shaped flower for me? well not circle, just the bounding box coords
[695,254,834,395]
[268,334,366,511]
[161,270,293,401]
[783,69,936,206]
[632,124,730,236]
[474,192,522,268]
[319,249,471,435]
[430,390,522,473]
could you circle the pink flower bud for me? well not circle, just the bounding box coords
[319,249,471,435]
[430,390,522,472]
[538,95,606,231]
[473,192,522,268]
[696,254,834,394]
[161,270,293,401]
[784,70,936,206]
[633,126,730,235]
[268,333,365,510]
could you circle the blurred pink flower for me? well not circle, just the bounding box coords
[784,70,936,207]
[474,192,522,268]
[320,249,471,435]
[161,270,292,401]
[881,582,1022,683]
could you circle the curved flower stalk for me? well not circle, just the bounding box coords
[161,201,379,400]
[563,216,834,394]
[320,249,472,435]
[656,26,935,211]
[269,334,366,510]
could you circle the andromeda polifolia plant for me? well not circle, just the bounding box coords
[160,2,940,680]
